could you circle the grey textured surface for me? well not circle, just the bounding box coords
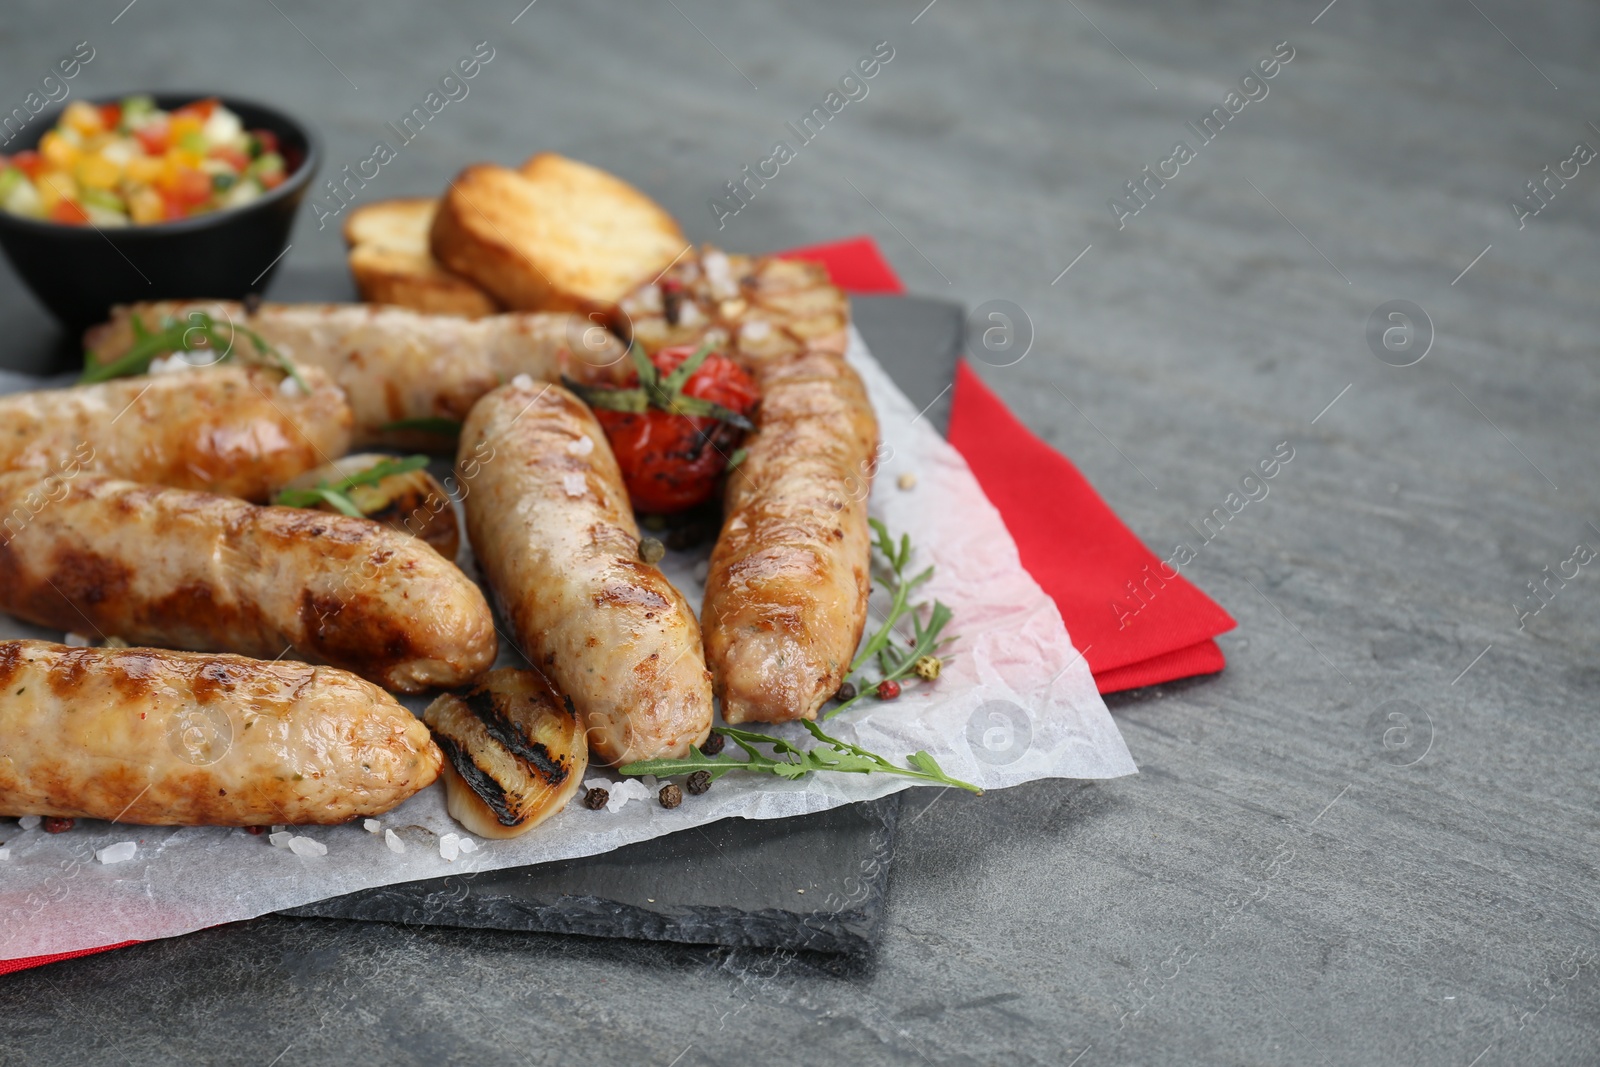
[1,1,1598,1065]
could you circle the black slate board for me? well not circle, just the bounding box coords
[282,293,966,955]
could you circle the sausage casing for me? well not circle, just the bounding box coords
[702,352,878,723]
[0,472,496,693]
[0,640,440,825]
[0,365,352,503]
[85,302,627,446]
[458,381,712,764]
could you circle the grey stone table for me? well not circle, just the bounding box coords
[2,1,1598,1064]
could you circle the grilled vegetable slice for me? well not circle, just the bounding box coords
[275,453,460,561]
[423,668,588,838]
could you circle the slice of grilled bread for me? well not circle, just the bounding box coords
[430,154,688,315]
[343,198,500,318]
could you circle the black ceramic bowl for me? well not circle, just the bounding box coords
[0,93,318,330]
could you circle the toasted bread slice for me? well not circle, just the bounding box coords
[430,154,688,315]
[343,198,499,318]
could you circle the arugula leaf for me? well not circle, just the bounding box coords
[81,310,309,395]
[271,455,430,517]
[618,721,980,794]
[378,417,465,436]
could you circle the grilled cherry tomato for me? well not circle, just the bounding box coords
[585,343,758,514]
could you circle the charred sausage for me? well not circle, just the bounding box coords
[0,365,352,503]
[0,640,440,825]
[457,380,712,764]
[84,302,628,447]
[0,471,495,693]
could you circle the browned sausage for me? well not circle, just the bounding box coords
[0,640,440,826]
[0,471,496,693]
[0,364,352,503]
[457,380,713,764]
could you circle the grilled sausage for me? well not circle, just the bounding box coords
[457,380,712,765]
[0,640,440,826]
[702,351,879,723]
[84,301,628,447]
[0,471,495,693]
[0,365,352,503]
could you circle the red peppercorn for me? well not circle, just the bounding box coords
[876,679,901,700]
[42,817,74,834]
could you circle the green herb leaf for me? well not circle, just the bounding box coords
[825,524,956,720]
[617,721,980,794]
[81,309,310,395]
[377,416,465,436]
[271,455,430,517]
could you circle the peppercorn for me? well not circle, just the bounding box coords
[42,817,74,834]
[700,733,725,756]
[834,681,857,702]
[914,655,942,681]
[687,770,712,795]
[659,784,683,809]
[584,787,610,810]
[876,679,901,700]
[639,537,666,564]
[245,825,266,836]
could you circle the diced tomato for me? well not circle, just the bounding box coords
[11,150,43,180]
[49,198,90,225]
[208,145,250,172]
[159,188,189,220]
[250,128,279,158]
[135,123,171,155]
[99,103,122,131]
[170,167,213,205]
[173,98,219,121]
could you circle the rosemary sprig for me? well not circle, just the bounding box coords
[82,311,309,394]
[378,416,464,436]
[271,455,430,518]
[823,519,956,720]
[618,721,981,794]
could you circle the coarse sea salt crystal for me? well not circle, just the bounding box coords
[288,836,327,858]
[741,319,772,343]
[18,816,40,830]
[64,633,92,647]
[271,824,287,833]
[385,829,405,854]
[268,831,293,849]
[511,373,535,390]
[439,833,460,862]
[458,838,478,854]
[566,435,594,456]
[606,779,652,813]
[583,777,611,794]
[0,848,10,861]
[96,842,137,865]
[562,473,586,497]
[363,819,381,833]
[278,375,305,398]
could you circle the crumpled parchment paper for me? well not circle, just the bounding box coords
[0,328,1135,959]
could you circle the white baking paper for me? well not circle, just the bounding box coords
[0,328,1134,960]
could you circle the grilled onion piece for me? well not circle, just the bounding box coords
[423,668,587,838]
[280,454,460,561]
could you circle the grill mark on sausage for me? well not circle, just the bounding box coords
[434,734,520,827]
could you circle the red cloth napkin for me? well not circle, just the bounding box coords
[5,235,1232,975]
[781,236,1235,692]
